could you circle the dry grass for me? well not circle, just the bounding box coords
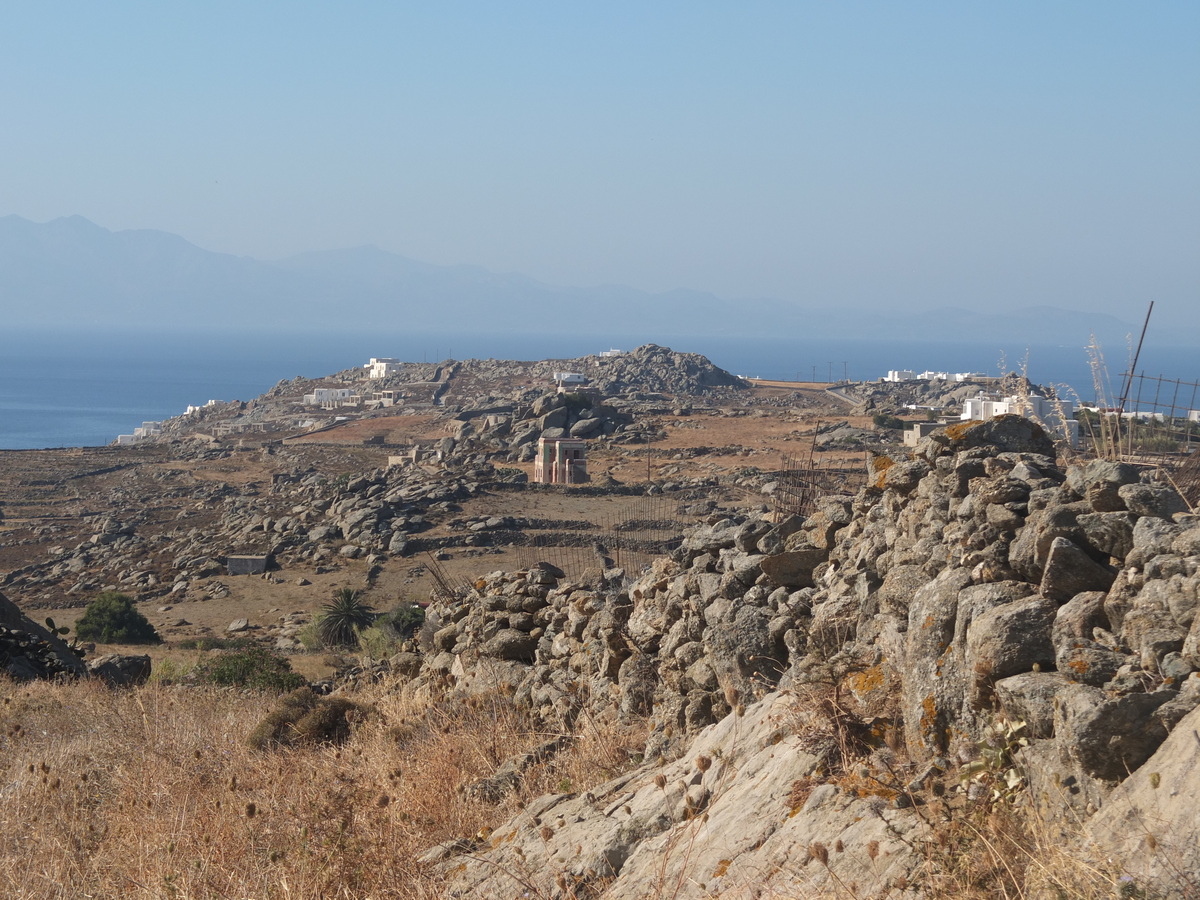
[2,664,1184,900]
[0,675,647,900]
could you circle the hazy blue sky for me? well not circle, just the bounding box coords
[3,2,1197,323]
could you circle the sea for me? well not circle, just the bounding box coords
[1,327,1194,451]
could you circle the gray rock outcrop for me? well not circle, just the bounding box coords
[401,415,1200,897]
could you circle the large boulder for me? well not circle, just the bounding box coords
[0,591,87,679]
[932,415,1057,458]
[966,596,1057,705]
[88,653,152,687]
[759,548,828,590]
[1039,536,1115,601]
[1068,704,1200,898]
[1054,684,1172,782]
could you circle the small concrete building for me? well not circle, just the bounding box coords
[226,554,270,576]
[903,422,946,447]
[534,437,588,484]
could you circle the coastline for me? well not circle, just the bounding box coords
[1,328,1193,450]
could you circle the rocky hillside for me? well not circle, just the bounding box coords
[398,415,1199,897]
[146,343,746,446]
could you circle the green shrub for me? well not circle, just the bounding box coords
[872,413,905,431]
[376,603,426,639]
[561,392,592,412]
[354,603,426,658]
[73,592,161,645]
[148,657,196,685]
[296,620,323,651]
[356,625,399,660]
[194,645,306,693]
[247,687,362,750]
[317,589,377,648]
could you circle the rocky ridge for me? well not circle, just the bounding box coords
[398,415,1200,898]
[148,343,747,447]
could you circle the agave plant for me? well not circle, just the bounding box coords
[317,588,377,648]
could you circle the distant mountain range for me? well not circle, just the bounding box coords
[0,215,1135,343]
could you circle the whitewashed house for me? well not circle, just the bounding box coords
[364,358,402,379]
[302,387,359,408]
[963,391,1079,447]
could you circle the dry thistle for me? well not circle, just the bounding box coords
[809,842,829,866]
[867,840,880,860]
[654,773,667,790]
[696,755,712,773]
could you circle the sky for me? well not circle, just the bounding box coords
[2,1,1197,325]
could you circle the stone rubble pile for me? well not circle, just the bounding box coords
[406,414,1200,898]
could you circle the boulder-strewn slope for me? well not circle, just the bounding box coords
[407,415,1199,897]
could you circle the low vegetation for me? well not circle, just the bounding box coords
[0,674,649,899]
[192,645,307,692]
[246,686,363,750]
[72,591,161,645]
[316,588,377,648]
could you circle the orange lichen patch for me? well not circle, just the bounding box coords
[787,777,822,816]
[849,662,888,696]
[1067,658,1090,676]
[871,455,896,488]
[919,694,939,738]
[837,771,901,803]
[944,420,983,442]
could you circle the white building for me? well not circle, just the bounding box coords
[302,388,359,408]
[364,358,402,379]
[114,420,163,445]
[962,392,1079,447]
[553,372,588,389]
[884,369,982,383]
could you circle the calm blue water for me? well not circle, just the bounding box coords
[0,327,1193,450]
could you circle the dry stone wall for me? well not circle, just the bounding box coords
[409,414,1200,897]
